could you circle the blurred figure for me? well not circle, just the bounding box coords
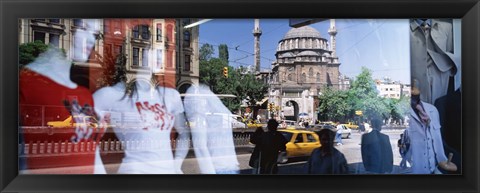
[249,127,264,174]
[19,19,106,174]
[335,123,343,146]
[358,121,366,133]
[360,118,393,174]
[184,84,240,174]
[306,128,348,174]
[256,119,288,174]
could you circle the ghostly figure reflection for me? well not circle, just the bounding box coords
[184,84,240,174]
[19,19,106,174]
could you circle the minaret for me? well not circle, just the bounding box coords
[328,19,337,57]
[253,19,262,72]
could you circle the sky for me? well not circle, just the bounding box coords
[198,19,411,84]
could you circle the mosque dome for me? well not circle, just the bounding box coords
[283,26,322,40]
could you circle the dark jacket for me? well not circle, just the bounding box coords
[257,131,288,174]
[306,147,348,174]
[361,130,394,173]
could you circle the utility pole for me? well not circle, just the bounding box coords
[253,19,262,73]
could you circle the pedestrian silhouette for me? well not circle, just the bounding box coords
[360,118,393,174]
[306,128,348,174]
[249,127,264,174]
[255,119,288,174]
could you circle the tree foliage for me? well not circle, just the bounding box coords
[218,44,229,62]
[199,43,214,61]
[19,40,50,68]
[318,66,409,123]
[318,87,352,122]
[199,44,267,113]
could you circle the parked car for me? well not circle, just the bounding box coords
[314,124,351,139]
[277,129,321,163]
[337,124,352,139]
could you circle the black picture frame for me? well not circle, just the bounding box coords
[1,0,479,192]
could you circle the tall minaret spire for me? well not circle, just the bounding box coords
[328,19,337,57]
[253,19,262,72]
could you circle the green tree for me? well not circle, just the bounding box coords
[199,46,267,112]
[199,43,214,61]
[348,67,388,120]
[318,87,352,122]
[218,44,229,62]
[19,40,49,68]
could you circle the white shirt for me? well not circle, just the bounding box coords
[93,82,184,174]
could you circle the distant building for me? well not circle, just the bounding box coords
[19,19,199,93]
[270,22,341,121]
[338,73,351,91]
[375,78,409,99]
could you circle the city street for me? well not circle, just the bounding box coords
[21,128,409,174]
[180,128,408,174]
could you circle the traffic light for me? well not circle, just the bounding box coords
[223,67,228,78]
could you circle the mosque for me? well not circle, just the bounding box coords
[269,20,347,121]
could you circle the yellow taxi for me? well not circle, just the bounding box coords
[247,120,266,128]
[277,129,321,163]
[342,122,359,129]
[47,115,99,128]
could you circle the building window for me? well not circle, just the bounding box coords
[132,47,139,66]
[73,19,83,27]
[49,34,60,47]
[184,55,191,71]
[156,23,162,41]
[33,31,45,43]
[288,73,293,81]
[142,49,149,67]
[141,25,150,40]
[316,73,321,82]
[183,30,191,48]
[132,25,150,40]
[114,45,123,55]
[132,26,139,39]
[309,68,314,77]
[49,19,60,23]
[156,49,163,70]
[301,73,306,83]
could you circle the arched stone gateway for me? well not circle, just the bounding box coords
[284,100,299,121]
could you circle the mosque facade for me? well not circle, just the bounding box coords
[270,24,342,121]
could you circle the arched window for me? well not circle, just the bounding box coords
[301,73,306,83]
[309,68,314,77]
[288,73,293,81]
[316,72,321,82]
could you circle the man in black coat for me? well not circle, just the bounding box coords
[360,118,393,173]
[257,119,288,174]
